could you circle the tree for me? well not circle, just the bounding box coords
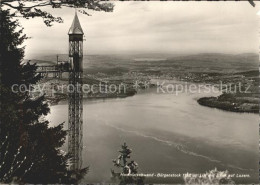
[0,8,89,184]
[111,143,144,185]
[183,168,235,185]
[0,0,114,183]
[1,0,114,26]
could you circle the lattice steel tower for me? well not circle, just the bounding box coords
[68,12,84,170]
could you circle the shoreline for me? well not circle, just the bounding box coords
[47,90,137,106]
[46,78,258,114]
[47,93,135,106]
[47,83,258,184]
[197,95,258,114]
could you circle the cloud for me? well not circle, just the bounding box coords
[18,1,259,58]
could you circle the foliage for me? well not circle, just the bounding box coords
[0,9,87,183]
[183,168,235,185]
[1,0,114,26]
[0,0,114,183]
[111,142,144,185]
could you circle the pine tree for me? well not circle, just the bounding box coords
[0,8,87,184]
[111,142,144,185]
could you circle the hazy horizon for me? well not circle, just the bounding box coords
[17,2,259,59]
[26,52,258,61]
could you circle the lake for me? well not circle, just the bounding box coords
[47,80,258,183]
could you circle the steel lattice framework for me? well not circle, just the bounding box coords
[68,12,84,170]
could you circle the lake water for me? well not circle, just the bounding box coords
[47,81,258,183]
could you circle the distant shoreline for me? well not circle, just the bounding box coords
[47,91,136,106]
[197,96,258,114]
[48,80,259,114]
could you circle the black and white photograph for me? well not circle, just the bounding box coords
[0,1,259,184]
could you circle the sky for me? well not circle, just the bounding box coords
[15,1,260,59]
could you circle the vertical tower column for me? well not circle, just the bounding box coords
[68,12,84,170]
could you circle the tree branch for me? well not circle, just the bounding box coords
[1,0,114,26]
[2,1,52,10]
[2,2,19,9]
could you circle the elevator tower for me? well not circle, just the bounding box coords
[68,12,84,170]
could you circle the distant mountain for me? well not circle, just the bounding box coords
[26,53,259,74]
